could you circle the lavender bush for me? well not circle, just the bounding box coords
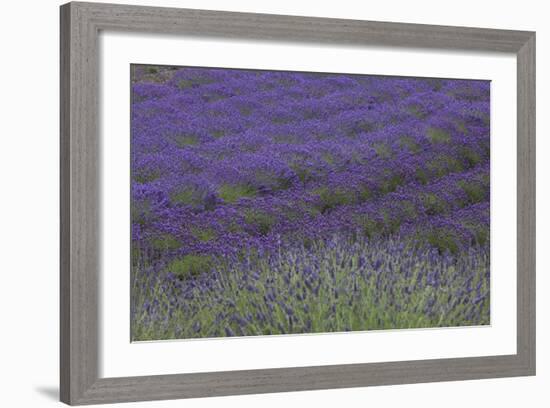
[130,65,490,340]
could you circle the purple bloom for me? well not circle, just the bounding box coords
[130,65,490,341]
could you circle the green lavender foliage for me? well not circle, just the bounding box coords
[131,235,489,341]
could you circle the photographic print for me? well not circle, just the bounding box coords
[130,65,490,341]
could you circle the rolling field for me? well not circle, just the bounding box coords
[130,65,490,340]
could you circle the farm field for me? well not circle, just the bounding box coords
[130,65,490,341]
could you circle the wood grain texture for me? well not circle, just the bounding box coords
[59,3,71,403]
[60,2,100,404]
[59,1,536,405]
[516,34,536,372]
[70,1,533,52]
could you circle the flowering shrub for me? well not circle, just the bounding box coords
[130,65,490,340]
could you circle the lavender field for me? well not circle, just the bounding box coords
[130,65,490,341]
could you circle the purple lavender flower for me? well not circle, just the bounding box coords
[130,64,490,341]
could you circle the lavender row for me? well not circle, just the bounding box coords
[132,161,489,265]
[132,234,489,340]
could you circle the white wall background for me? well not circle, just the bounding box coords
[0,0,546,407]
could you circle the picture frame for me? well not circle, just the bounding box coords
[60,1,535,405]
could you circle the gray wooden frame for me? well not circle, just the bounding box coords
[60,1,536,405]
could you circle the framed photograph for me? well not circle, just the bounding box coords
[60,1,535,405]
